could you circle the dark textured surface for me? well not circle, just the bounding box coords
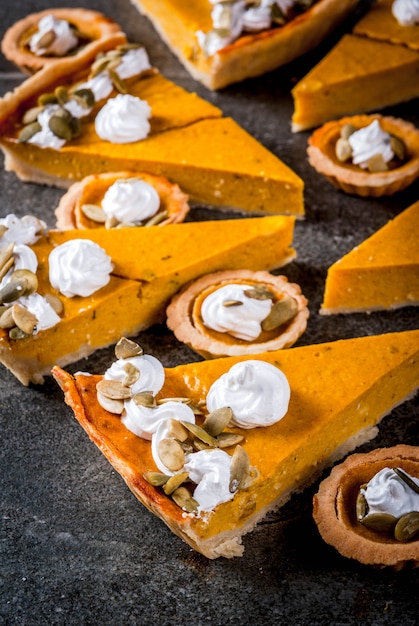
[0,1,418,625]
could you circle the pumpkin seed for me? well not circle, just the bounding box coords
[109,68,127,94]
[335,137,352,162]
[122,362,140,387]
[171,486,199,513]
[11,303,38,335]
[36,30,56,49]
[222,299,243,307]
[157,438,185,472]
[22,106,44,125]
[203,406,233,436]
[37,92,58,107]
[229,445,250,493]
[166,419,189,442]
[72,87,95,109]
[216,432,244,449]
[0,225,7,238]
[0,241,15,278]
[193,439,213,452]
[0,270,38,304]
[367,154,388,173]
[356,490,368,521]
[390,135,407,161]
[180,421,218,447]
[105,216,119,229]
[261,295,298,331]
[117,43,142,53]
[96,378,131,400]
[271,3,286,24]
[163,471,189,495]
[132,391,156,408]
[244,285,274,300]
[145,210,168,227]
[115,337,143,359]
[0,306,15,329]
[54,86,69,105]
[340,123,356,140]
[360,512,398,533]
[143,471,169,487]
[48,114,73,141]
[44,293,64,315]
[0,257,14,283]
[97,390,124,414]
[393,467,419,495]
[18,121,42,143]
[9,326,30,340]
[394,511,419,543]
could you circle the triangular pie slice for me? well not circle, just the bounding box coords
[321,201,419,314]
[0,215,295,385]
[53,329,419,559]
[130,0,360,90]
[0,41,304,216]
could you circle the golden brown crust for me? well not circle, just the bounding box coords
[313,445,419,569]
[307,114,419,197]
[131,0,360,89]
[54,171,190,230]
[166,269,309,359]
[1,8,125,74]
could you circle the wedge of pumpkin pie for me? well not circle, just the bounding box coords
[291,0,419,131]
[321,200,419,314]
[130,0,360,90]
[53,329,419,559]
[0,40,304,217]
[0,213,295,385]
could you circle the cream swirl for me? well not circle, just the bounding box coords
[362,467,419,518]
[19,293,61,332]
[184,449,234,513]
[392,0,419,25]
[123,400,195,443]
[348,120,394,169]
[201,283,272,341]
[206,360,290,429]
[48,239,113,297]
[104,354,165,396]
[150,407,196,473]
[95,94,151,143]
[29,15,78,57]
[0,214,45,246]
[116,47,152,79]
[101,179,160,223]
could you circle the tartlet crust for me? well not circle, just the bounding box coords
[1,8,125,74]
[313,445,419,569]
[55,171,190,230]
[166,269,309,359]
[307,114,419,197]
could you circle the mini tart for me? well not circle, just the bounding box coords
[1,8,125,74]
[313,445,419,570]
[307,114,419,197]
[55,171,190,230]
[166,269,308,359]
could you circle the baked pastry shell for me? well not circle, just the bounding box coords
[313,445,419,569]
[307,114,419,197]
[166,269,309,359]
[55,171,190,230]
[1,8,125,74]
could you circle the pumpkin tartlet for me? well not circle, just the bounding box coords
[1,8,125,74]
[0,41,304,217]
[292,0,419,131]
[166,269,309,359]
[307,114,419,197]
[55,171,190,230]
[0,215,295,385]
[321,200,419,314]
[53,329,419,559]
[313,445,419,569]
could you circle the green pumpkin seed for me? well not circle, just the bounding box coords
[54,86,69,105]
[96,378,131,400]
[115,337,143,359]
[72,87,95,109]
[261,295,298,331]
[122,362,140,387]
[0,242,15,280]
[393,467,419,494]
[217,432,244,449]
[203,406,233,436]
[22,106,44,125]
[37,92,58,107]
[132,391,156,408]
[163,471,189,495]
[48,114,73,141]
[145,210,169,227]
[394,511,419,543]
[180,421,218,447]
[109,68,127,94]
[157,438,185,472]
[171,486,199,513]
[356,491,368,521]
[335,137,352,162]
[340,123,356,140]
[0,270,38,304]
[271,3,286,24]
[0,306,15,329]
[390,135,407,161]
[222,299,243,307]
[9,326,30,340]
[360,512,398,533]
[229,445,250,493]
[166,419,189,442]
[367,154,388,173]
[244,285,274,300]
[36,30,56,49]
[11,303,38,335]
[143,471,169,487]
[18,121,41,143]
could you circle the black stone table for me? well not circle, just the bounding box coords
[1,1,418,624]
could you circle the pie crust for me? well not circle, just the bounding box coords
[313,445,419,569]
[307,114,419,197]
[166,270,308,359]
[1,8,125,74]
[55,171,190,230]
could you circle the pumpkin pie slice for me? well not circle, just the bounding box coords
[130,0,360,90]
[52,329,419,558]
[0,41,304,217]
[321,200,419,314]
[0,215,295,385]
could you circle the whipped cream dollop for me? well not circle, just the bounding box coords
[184,449,235,513]
[101,178,160,223]
[124,399,195,444]
[392,0,419,25]
[362,467,419,519]
[48,239,113,297]
[30,15,78,57]
[0,214,45,246]
[201,283,272,341]
[105,353,165,396]
[348,120,394,169]
[206,360,290,429]
[95,94,151,143]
